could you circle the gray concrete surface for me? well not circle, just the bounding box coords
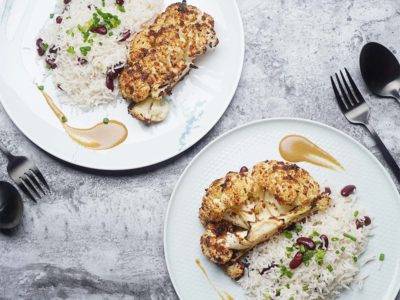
[0,0,399,299]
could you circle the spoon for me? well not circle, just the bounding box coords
[0,181,23,229]
[360,42,400,102]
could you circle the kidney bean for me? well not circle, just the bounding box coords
[116,0,124,5]
[36,38,46,56]
[320,234,329,250]
[106,63,124,90]
[364,216,371,226]
[106,74,115,91]
[289,252,303,269]
[239,166,248,174]
[46,58,57,69]
[56,16,63,24]
[64,0,71,4]
[296,237,316,250]
[324,187,332,195]
[78,57,88,65]
[91,25,108,35]
[341,185,356,197]
[355,219,362,229]
[118,30,131,42]
[49,45,58,54]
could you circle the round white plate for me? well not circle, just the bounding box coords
[0,0,244,170]
[164,118,400,300]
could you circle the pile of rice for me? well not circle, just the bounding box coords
[238,190,372,300]
[38,0,163,109]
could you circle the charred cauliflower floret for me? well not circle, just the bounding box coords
[199,161,330,280]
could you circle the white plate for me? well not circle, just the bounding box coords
[164,118,400,300]
[0,0,244,170]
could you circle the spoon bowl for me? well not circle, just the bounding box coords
[360,42,400,101]
[0,181,23,229]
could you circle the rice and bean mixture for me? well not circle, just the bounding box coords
[36,0,163,109]
[239,188,374,300]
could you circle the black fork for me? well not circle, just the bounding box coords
[331,68,400,181]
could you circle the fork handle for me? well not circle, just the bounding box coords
[0,142,13,160]
[364,123,400,181]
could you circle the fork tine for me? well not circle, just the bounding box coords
[26,171,45,195]
[330,76,347,113]
[335,73,352,109]
[345,68,366,103]
[340,70,357,105]
[17,181,37,203]
[21,176,41,199]
[31,167,50,191]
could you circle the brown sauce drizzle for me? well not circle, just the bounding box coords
[195,259,234,300]
[279,135,343,170]
[41,91,128,150]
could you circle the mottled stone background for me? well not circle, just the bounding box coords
[0,0,400,299]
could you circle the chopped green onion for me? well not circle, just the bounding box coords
[80,46,92,56]
[286,247,294,252]
[353,256,358,263]
[343,233,357,241]
[116,4,126,13]
[315,249,326,266]
[99,41,103,46]
[88,38,94,45]
[264,293,270,299]
[310,230,319,237]
[300,245,306,253]
[288,297,294,300]
[331,237,339,242]
[101,0,105,7]
[36,84,44,91]
[294,224,303,232]
[379,253,385,261]
[66,16,71,19]
[108,31,114,36]
[335,250,340,255]
[283,231,293,239]
[67,46,76,54]
[285,283,290,289]
[61,116,68,123]
[103,117,109,124]
[341,246,346,252]
[302,284,309,292]
[42,43,49,51]
[327,264,333,272]
[66,28,75,37]
[354,211,359,217]
[50,13,55,19]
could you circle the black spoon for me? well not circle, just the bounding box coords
[0,181,23,229]
[360,42,400,102]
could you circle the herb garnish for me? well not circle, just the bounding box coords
[343,233,357,241]
[379,253,385,261]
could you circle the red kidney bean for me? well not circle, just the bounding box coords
[289,252,303,269]
[341,185,356,197]
[106,74,115,91]
[239,166,248,174]
[106,63,124,90]
[64,0,71,4]
[324,187,332,195]
[56,16,63,24]
[320,234,329,250]
[296,237,316,250]
[91,25,108,35]
[78,57,88,65]
[46,58,57,69]
[36,38,46,56]
[355,219,362,229]
[49,45,58,54]
[364,216,371,226]
[118,30,131,42]
[116,0,124,5]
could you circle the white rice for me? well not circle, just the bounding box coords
[238,191,372,300]
[38,0,163,109]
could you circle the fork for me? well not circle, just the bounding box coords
[331,68,400,182]
[0,142,49,202]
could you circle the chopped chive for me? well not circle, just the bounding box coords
[42,43,49,51]
[101,0,105,7]
[108,31,114,36]
[335,250,340,255]
[315,249,326,265]
[285,283,290,289]
[67,46,76,54]
[99,41,103,46]
[343,233,357,241]
[283,231,293,239]
[327,264,333,272]
[300,245,306,253]
[310,230,319,238]
[61,116,68,123]
[379,253,385,261]
[302,284,309,292]
[353,256,358,263]
[286,270,293,279]
[354,211,359,217]
[288,297,294,300]
[80,46,92,56]
[286,247,294,252]
[50,13,55,19]
[341,246,346,252]
[36,84,44,91]
[116,4,125,13]
[331,237,339,242]
[103,117,109,124]
[66,16,71,19]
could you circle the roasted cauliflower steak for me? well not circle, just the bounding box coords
[199,160,330,280]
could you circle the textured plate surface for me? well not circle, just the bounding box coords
[0,0,244,170]
[164,118,400,300]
